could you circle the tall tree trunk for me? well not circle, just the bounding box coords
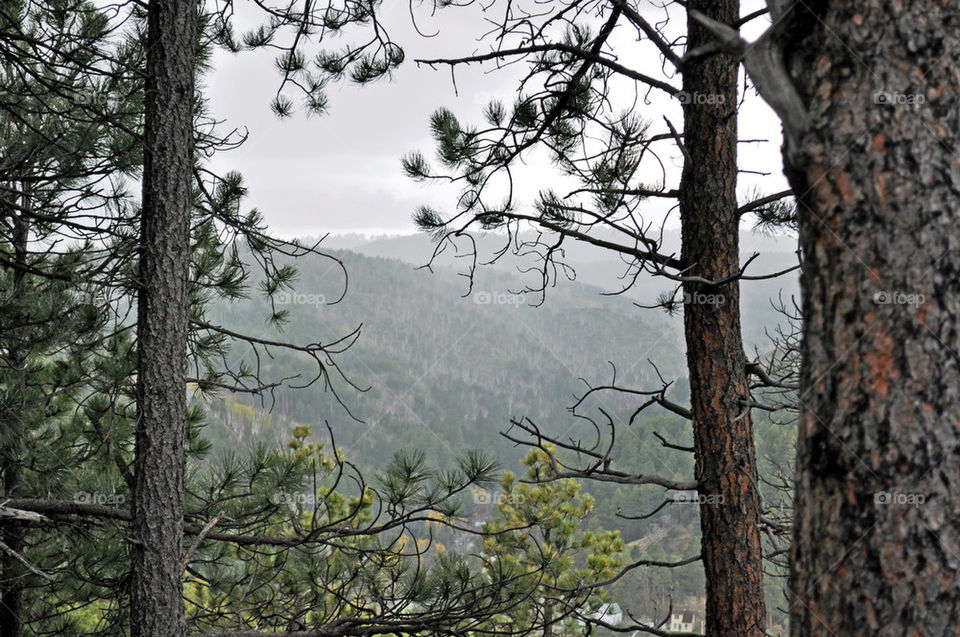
[679,1,766,634]
[0,204,28,637]
[130,1,195,635]
[780,2,960,635]
[0,460,22,637]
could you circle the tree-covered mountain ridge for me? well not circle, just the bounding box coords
[199,235,796,624]
[203,240,691,472]
[202,234,795,532]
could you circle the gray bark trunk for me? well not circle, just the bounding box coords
[0,200,28,637]
[130,1,196,635]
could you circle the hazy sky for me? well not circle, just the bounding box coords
[206,1,788,239]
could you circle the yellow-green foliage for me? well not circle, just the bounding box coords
[478,446,625,634]
[183,424,381,630]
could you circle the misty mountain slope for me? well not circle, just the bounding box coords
[333,230,801,349]
[201,239,796,617]
[204,246,691,471]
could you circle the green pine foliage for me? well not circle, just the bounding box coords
[477,447,625,635]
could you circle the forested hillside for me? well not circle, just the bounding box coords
[204,244,691,468]
[331,230,800,348]
[201,238,797,624]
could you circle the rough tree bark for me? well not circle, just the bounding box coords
[0,201,28,637]
[679,1,767,635]
[779,2,960,635]
[131,1,196,635]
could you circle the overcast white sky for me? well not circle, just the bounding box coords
[205,0,788,239]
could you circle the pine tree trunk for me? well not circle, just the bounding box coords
[0,461,23,637]
[679,1,766,634]
[780,2,960,635]
[0,462,23,637]
[130,1,196,635]
[0,209,28,637]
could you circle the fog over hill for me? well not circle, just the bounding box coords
[204,232,796,509]
[322,229,800,348]
[205,242,692,468]
[202,234,797,624]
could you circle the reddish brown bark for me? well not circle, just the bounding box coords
[679,1,766,634]
[781,2,960,635]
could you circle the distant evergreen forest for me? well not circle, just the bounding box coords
[202,235,798,624]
